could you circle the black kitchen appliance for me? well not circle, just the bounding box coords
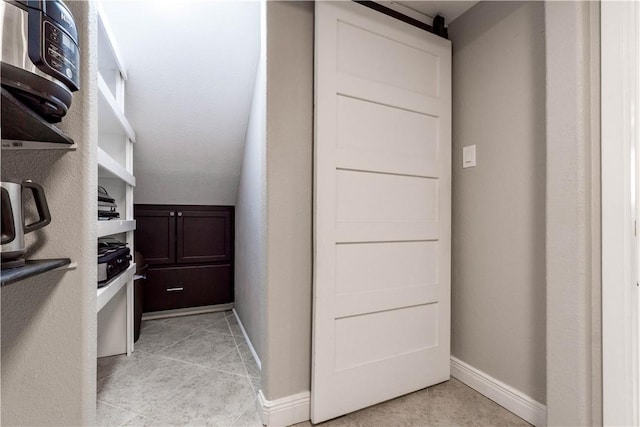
[1,0,80,123]
[133,251,147,342]
[97,237,131,286]
[97,186,120,220]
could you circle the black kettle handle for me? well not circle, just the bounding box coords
[23,181,51,234]
[1,187,16,244]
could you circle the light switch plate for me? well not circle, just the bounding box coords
[463,145,476,168]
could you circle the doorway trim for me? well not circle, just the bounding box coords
[601,1,640,425]
[544,2,602,425]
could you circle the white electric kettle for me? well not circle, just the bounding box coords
[1,179,51,268]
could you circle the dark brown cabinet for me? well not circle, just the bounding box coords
[177,210,231,264]
[135,209,176,265]
[134,205,234,313]
[144,265,232,311]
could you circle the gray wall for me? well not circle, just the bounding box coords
[545,2,601,424]
[248,1,599,419]
[234,2,267,360]
[1,2,98,424]
[262,0,314,401]
[448,2,547,403]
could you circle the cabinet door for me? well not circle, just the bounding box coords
[176,210,231,264]
[144,264,232,312]
[134,209,176,265]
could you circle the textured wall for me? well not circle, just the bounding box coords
[0,1,98,424]
[262,0,314,401]
[448,1,547,403]
[545,2,601,425]
[234,0,267,361]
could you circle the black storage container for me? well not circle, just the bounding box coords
[133,251,148,343]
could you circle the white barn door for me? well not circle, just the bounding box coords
[312,1,452,423]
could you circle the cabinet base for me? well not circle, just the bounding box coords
[141,302,234,321]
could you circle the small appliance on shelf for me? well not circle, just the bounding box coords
[1,0,80,121]
[1,0,80,145]
[97,185,119,220]
[1,179,51,268]
[97,237,131,287]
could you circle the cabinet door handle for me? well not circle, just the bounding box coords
[166,287,184,292]
[177,212,183,217]
[170,212,175,217]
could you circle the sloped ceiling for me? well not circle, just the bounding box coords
[101,1,260,205]
[100,1,475,206]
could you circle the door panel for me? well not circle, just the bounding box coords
[334,303,440,371]
[337,20,440,96]
[336,171,438,223]
[134,209,176,265]
[313,1,451,423]
[336,73,441,115]
[176,210,231,264]
[335,241,439,294]
[336,96,440,177]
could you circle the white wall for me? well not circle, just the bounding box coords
[234,0,267,359]
[448,1,546,404]
[262,0,314,401]
[545,2,601,425]
[0,2,97,424]
[100,1,261,206]
[601,2,638,425]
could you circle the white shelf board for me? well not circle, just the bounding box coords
[97,2,128,80]
[97,263,136,312]
[98,73,136,142]
[98,219,136,238]
[98,147,136,186]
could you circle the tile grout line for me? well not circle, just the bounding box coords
[229,395,260,427]
[151,350,252,382]
[227,315,253,381]
[136,322,206,354]
[224,314,255,426]
[225,313,262,422]
[97,350,155,385]
[137,316,232,358]
[227,316,260,425]
[99,312,259,426]
[138,315,255,382]
[153,315,250,379]
[99,321,244,399]
[230,318,261,382]
[97,399,163,427]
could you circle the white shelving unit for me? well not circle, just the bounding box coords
[97,75,135,141]
[97,263,136,312]
[97,219,136,238]
[98,147,135,186]
[97,3,136,358]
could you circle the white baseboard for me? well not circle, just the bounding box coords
[257,390,310,427]
[232,308,262,370]
[451,356,547,427]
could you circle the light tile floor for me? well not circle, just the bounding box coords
[295,379,531,427]
[97,310,530,427]
[97,311,262,427]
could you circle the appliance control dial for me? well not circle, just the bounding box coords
[42,21,79,90]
